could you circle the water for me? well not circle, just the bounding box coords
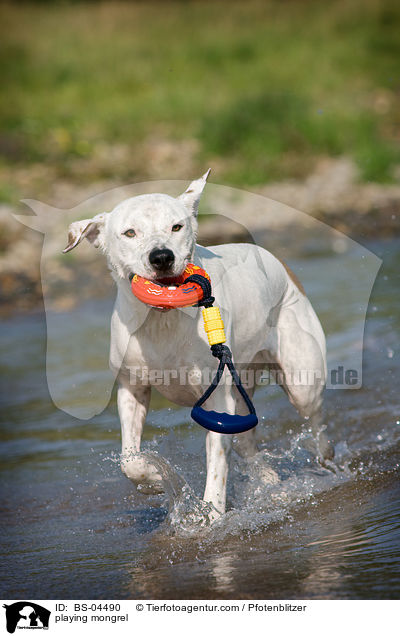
[0,238,399,600]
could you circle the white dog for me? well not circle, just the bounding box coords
[64,171,329,521]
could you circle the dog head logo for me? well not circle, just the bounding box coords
[14,179,381,420]
[3,602,50,633]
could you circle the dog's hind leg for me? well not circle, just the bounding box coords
[117,377,164,493]
[231,374,258,458]
[233,384,279,486]
[269,296,333,462]
[300,408,334,462]
[233,427,258,458]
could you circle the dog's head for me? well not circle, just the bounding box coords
[63,170,210,281]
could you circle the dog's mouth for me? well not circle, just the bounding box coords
[151,274,185,311]
[152,256,191,285]
[152,306,173,313]
[130,262,190,312]
[153,274,184,286]
[152,264,189,286]
[133,272,184,313]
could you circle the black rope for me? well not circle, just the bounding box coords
[184,274,214,307]
[224,352,256,415]
[194,342,256,415]
[194,355,226,407]
[188,274,256,418]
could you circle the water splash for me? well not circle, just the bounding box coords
[137,442,354,540]
[139,451,214,535]
[105,398,399,541]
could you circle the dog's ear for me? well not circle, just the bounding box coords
[177,169,210,217]
[63,212,108,253]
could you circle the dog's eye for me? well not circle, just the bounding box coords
[123,229,136,238]
[172,224,183,232]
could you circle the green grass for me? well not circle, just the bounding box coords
[0,0,399,187]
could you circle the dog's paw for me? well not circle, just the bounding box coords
[300,427,335,463]
[258,465,279,486]
[136,482,165,495]
[246,452,280,486]
[121,454,164,494]
[206,506,223,524]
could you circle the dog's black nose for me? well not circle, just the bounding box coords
[149,248,175,271]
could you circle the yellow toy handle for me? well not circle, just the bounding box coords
[202,306,226,346]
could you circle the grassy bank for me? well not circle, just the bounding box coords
[0,0,399,198]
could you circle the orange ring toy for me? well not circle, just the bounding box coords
[130,263,210,309]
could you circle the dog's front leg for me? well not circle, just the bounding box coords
[117,377,163,493]
[203,390,235,521]
[204,431,232,520]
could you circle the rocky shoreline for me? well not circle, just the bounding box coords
[0,158,398,315]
